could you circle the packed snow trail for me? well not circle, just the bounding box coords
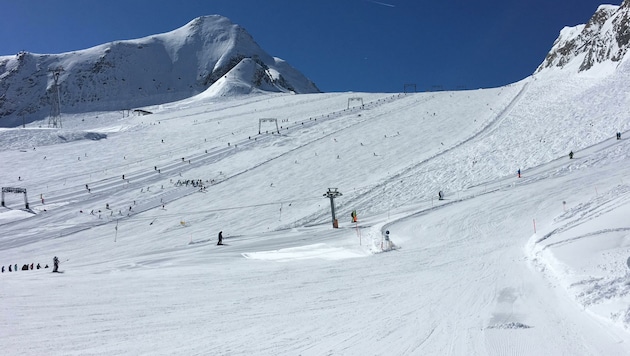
[0,92,409,245]
[4,157,630,355]
[297,81,529,226]
[3,70,630,355]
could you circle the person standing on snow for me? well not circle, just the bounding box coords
[217,231,223,245]
[569,151,574,159]
[517,169,521,178]
[53,256,60,272]
[383,230,392,250]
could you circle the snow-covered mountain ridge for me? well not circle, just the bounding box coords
[536,0,630,75]
[0,15,319,127]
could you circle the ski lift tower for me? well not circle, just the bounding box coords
[258,118,280,134]
[323,188,342,228]
[403,83,417,93]
[48,67,64,128]
[347,97,364,109]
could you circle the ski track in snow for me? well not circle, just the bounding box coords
[0,93,404,246]
[2,70,630,354]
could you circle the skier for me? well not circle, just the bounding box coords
[383,230,391,250]
[217,231,223,245]
[1,266,4,273]
[351,210,358,223]
[8,265,11,272]
[53,256,59,272]
[569,151,574,159]
[438,191,444,200]
[517,169,521,178]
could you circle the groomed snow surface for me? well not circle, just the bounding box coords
[1,67,630,355]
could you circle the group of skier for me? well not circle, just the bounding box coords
[513,132,623,179]
[1,256,59,273]
[175,179,205,188]
[566,132,622,161]
[20,132,625,272]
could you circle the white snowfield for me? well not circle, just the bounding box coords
[1,61,630,355]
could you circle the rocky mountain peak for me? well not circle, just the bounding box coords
[536,1,630,74]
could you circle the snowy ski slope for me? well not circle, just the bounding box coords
[1,62,630,354]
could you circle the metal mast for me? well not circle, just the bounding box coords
[48,67,64,128]
[323,188,342,228]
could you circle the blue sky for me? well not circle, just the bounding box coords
[0,0,614,92]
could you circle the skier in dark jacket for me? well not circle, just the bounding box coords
[53,256,59,272]
[217,231,223,245]
[569,151,574,159]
